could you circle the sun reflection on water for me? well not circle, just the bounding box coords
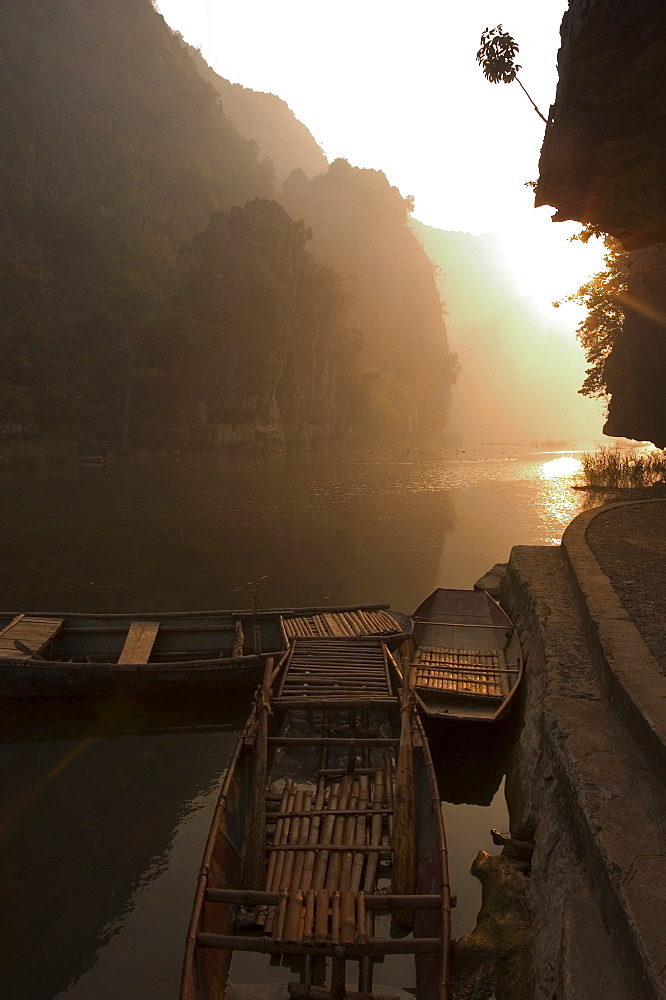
[540,456,583,479]
[537,456,585,543]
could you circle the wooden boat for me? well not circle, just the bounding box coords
[0,605,412,697]
[408,589,523,723]
[181,638,452,1000]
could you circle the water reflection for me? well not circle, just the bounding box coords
[540,456,582,478]
[0,456,456,614]
[53,785,221,1000]
[0,695,246,1000]
[429,716,518,936]
[537,477,587,545]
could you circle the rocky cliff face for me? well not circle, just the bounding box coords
[134,199,355,454]
[603,244,666,446]
[1,0,456,454]
[536,0,666,447]
[282,161,457,440]
[535,0,666,250]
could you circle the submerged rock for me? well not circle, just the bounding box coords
[451,851,533,1000]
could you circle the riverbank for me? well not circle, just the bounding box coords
[0,433,463,470]
[0,436,79,468]
[476,499,666,1000]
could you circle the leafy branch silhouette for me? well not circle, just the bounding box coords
[476,25,549,125]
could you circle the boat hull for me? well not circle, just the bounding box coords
[0,606,412,697]
[180,640,451,1000]
[409,588,523,723]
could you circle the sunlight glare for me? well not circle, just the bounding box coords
[540,456,582,479]
[499,218,606,320]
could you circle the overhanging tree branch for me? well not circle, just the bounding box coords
[476,25,550,125]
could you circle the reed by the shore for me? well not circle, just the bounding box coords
[579,446,666,489]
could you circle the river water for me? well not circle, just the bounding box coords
[0,445,592,1000]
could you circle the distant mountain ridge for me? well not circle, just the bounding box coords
[412,221,601,443]
[185,43,329,183]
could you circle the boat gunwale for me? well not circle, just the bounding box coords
[0,609,412,688]
[0,651,276,671]
[181,704,260,1000]
[0,602,396,622]
[0,632,413,672]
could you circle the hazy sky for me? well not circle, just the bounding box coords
[155,0,604,303]
[155,0,608,439]
[157,0,557,231]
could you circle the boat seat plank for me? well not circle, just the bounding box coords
[117,621,160,664]
[0,615,64,660]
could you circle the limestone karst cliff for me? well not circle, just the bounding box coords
[0,0,271,447]
[536,0,666,447]
[183,48,457,444]
[535,0,666,251]
[0,0,457,454]
[603,244,666,447]
[142,198,355,453]
[282,161,457,440]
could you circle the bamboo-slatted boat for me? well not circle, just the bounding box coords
[408,589,523,723]
[0,605,411,697]
[181,638,451,1000]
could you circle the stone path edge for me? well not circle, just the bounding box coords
[562,499,666,783]
[503,548,666,1000]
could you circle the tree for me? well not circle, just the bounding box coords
[561,239,629,398]
[476,25,549,124]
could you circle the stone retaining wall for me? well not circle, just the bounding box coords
[498,545,658,1000]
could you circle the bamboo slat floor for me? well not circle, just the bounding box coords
[277,640,393,704]
[411,646,517,697]
[181,638,451,1000]
[282,611,403,642]
[260,757,395,944]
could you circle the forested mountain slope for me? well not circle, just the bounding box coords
[1,1,271,237]
[146,198,357,452]
[186,50,457,441]
[0,0,456,455]
[0,0,272,448]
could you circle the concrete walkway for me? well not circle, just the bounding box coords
[562,499,666,778]
[586,500,666,671]
[498,498,666,1000]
